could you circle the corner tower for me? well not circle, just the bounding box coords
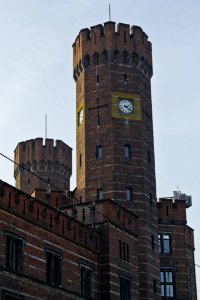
[14,138,72,195]
[73,22,160,299]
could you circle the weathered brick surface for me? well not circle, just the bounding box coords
[158,198,197,300]
[74,22,160,300]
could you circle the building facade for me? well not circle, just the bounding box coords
[0,21,197,300]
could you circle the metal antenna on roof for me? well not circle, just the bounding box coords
[109,4,111,21]
[45,114,47,139]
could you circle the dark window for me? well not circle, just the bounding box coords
[126,244,129,262]
[119,241,129,262]
[149,193,153,206]
[160,271,174,298]
[120,277,131,300]
[96,74,99,83]
[46,250,62,286]
[125,144,131,158]
[2,290,24,300]
[81,266,93,297]
[123,74,127,84]
[123,242,126,260]
[159,233,171,253]
[97,188,103,200]
[126,188,133,201]
[123,31,127,43]
[153,279,157,292]
[96,145,102,159]
[6,233,24,273]
[119,240,122,259]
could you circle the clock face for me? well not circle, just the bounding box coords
[118,99,133,114]
[78,108,84,126]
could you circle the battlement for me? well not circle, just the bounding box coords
[73,21,153,81]
[62,199,138,237]
[0,180,100,252]
[157,197,187,224]
[14,138,72,194]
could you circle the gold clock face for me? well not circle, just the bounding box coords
[78,108,84,126]
[112,92,141,120]
[118,99,133,114]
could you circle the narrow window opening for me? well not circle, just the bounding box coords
[81,266,93,297]
[80,154,82,167]
[153,279,157,292]
[125,144,131,158]
[119,240,122,259]
[126,187,133,201]
[120,277,131,300]
[123,31,127,43]
[97,188,103,200]
[126,244,129,262]
[96,145,102,159]
[6,233,24,273]
[123,242,126,260]
[96,74,99,83]
[46,250,62,286]
[123,74,127,84]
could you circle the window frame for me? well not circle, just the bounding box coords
[5,232,25,273]
[126,187,133,201]
[159,233,172,254]
[96,145,102,160]
[119,276,131,300]
[46,248,62,286]
[160,270,175,298]
[97,188,103,200]
[80,264,94,298]
[124,144,131,159]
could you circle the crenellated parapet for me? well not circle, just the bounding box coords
[0,180,100,252]
[157,198,187,224]
[14,138,72,195]
[73,21,153,81]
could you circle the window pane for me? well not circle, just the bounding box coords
[160,271,164,282]
[166,284,174,297]
[161,285,165,296]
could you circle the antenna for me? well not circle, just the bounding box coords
[45,114,47,139]
[109,4,111,21]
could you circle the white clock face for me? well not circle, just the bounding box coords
[119,99,133,114]
[78,108,84,125]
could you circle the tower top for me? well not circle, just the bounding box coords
[73,22,153,81]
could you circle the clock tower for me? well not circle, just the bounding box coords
[73,22,160,299]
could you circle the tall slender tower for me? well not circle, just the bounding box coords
[73,22,160,299]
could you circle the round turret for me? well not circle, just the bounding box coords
[14,138,72,195]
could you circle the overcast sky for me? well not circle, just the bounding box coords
[0,0,199,293]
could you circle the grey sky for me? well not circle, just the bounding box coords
[0,0,199,294]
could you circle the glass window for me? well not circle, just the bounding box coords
[120,277,131,300]
[96,145,102,159]
[97,188,103,200]
[160,271,174,297]
[46,250,62,286]
[126,188,133,201]
[125,144,131,158]
[6,233,24,273]
[159,233,171,253]
[81,266,93,297]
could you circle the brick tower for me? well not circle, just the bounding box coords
[73,22,160,299]
[14,138,72,195]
